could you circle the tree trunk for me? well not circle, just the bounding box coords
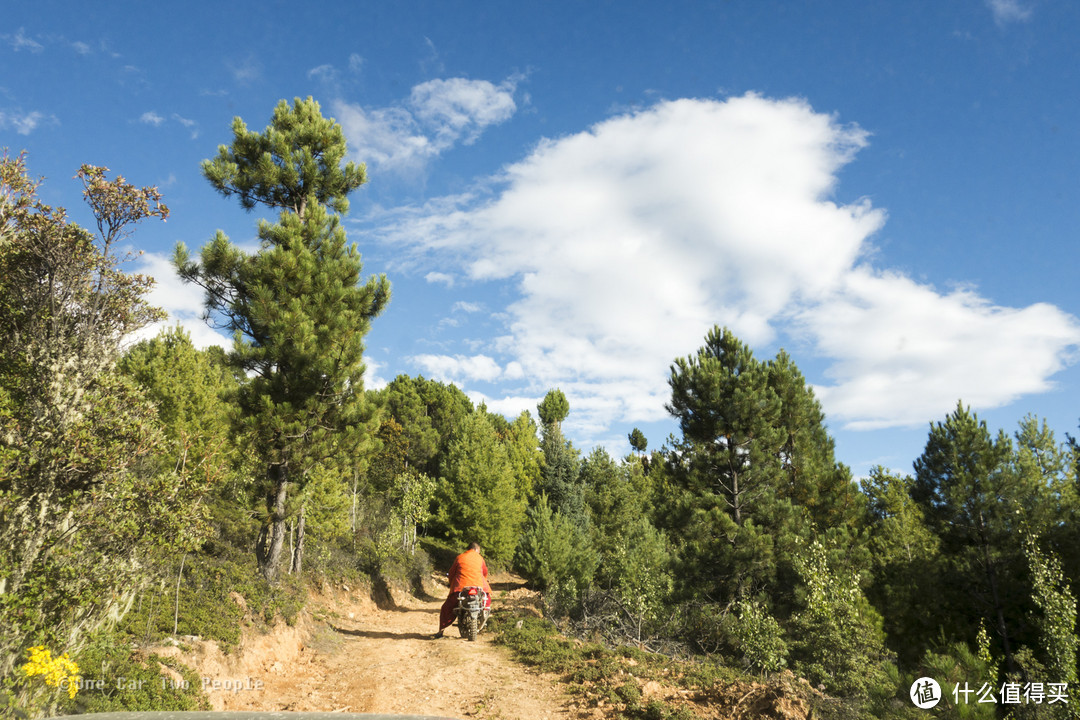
[292,504,306,575]
[257,463,289,582]
[350,470,358,533]
[979,512,1014,673]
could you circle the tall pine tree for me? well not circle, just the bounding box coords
[663,327,792,602]
[174,97,389,581]
[912,402,1029,671]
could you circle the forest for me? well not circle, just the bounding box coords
[1,98,1077,720]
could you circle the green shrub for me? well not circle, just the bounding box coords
[725,598,788,673]
[60,635,208,714]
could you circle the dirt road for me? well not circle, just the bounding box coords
[202,572,575,720]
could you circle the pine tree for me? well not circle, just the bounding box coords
[861,466,942,667]
[174,97,389,581]
[662,327,794,602]
[912,402,1029,671]
[536,389,586,527]
[768,350,863,531]
[537,388,570,427]
[435,411,527,564]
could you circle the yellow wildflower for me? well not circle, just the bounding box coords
[22,646,81,699]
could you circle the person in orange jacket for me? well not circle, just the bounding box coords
[435,542,492,638]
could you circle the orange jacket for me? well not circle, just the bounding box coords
[448,549,491,594]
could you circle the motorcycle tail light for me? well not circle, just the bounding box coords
[468,588,478,595]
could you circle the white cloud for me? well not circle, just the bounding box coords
[332,102,434,170]
[71,41,92,55]
[140,111,165,127]
[799,269,1080,429]
[464,390,539,420]
[378,93,1080,440]
[0,110,47,135]
[987,0,1033,26]
[172,113,198,138]
[410,353,504,383]
[130,252,229,350]
[348,53,364,74]
[409,77,517,146]
[424,271,455,287]
[308,64,337,83]
[228,55,261,83]
[453,301,483,313]
[333,75,518,172]
[363,356,389,391]
[5,28,43,53]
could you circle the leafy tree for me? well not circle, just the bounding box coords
[787,539,893,700]
[1011,415,1067,533]
[539,423,585,523]
[582,449,672,642]
[368,418,410,493]
[382,374,473,478]
[500,411,544,505]
[1015,416,1080,601]
[725,598,788,674]
[393,468,436,554]
[174,97,389,581]
[0,155,204,712]
[628,427,648,454]
[382,376,439,472]
[119,326,235,479]
[768,350,864,532]
[535,391,585,528]
[1022,535,1078,694]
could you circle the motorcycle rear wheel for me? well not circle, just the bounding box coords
[460,613,478,641]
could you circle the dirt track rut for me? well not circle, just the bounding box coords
[212,572,574,720]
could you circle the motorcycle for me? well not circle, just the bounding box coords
[455,586,489,641]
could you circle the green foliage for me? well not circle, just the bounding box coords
[491,613,821,720]
[119,325,236,479]
[60,637,209,714]
[861,467,943,667]
[114,541,304,654]
[537,388,570,427]
[381,374,474,478]
[912,402,1035,667]
[515,494,598,612]
[0,154,207,708]
[368,418,409,493]
[202,96,366,216]
[628,427,648,453]
[538,415,586,527]
[582,449,672,641]
[788,539,893,700]
[435,411,528,563]
[299,463,353,541]
[725,598,788,673]
[175,97,388,581]
[662,327,810,604]
[1023,535,1078,689]
[500,411,544,505]
[914,640,998,720]
[393,468,436,554]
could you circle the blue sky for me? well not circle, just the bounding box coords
[3,1,1079,477]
